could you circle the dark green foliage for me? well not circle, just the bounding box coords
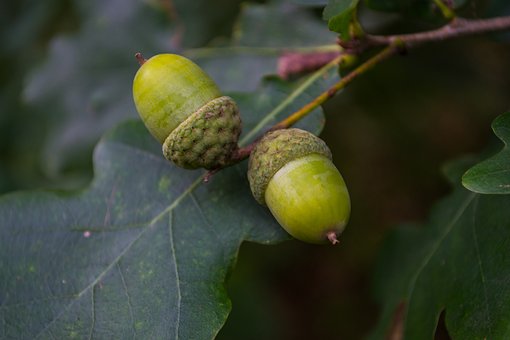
[463,112,510,194]
[2,0,510,338]
[371,159,510,339]
[0,60,336,338]
[323,0,361,38]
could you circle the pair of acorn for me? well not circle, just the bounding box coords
[133,54,350,245]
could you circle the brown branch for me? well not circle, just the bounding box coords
[277,51,341,79]
[366,16,510,47]
[272,44,400,131]
[203,15,510,181]
[203,143,258,182]
[203,45,398,182]
[272,15,510,134]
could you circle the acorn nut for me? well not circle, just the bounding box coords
[132,53,242,169]
[248,128,351,244]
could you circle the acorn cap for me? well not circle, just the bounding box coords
[163,96,242,169]
[248,128,332,205]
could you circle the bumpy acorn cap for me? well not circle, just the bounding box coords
[248,128,332,205]
[163,96,242,169]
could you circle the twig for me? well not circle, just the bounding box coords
[274,15,510,131]
[277,51,341,79]
[203,144,258,182]
[203,44,398,179]
[366,16,510,47]
[203,169,219,183]
[433,0,456,20]
[203,15,510,180]
[272,44,400,130]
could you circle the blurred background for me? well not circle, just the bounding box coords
[1,0,509,338]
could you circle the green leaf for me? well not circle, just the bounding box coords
[235,2,335,47]
[188,1,337,93]
[23,0,173,178]
[323,0,360,38]
[370,159,510,339]
[22,0,337,182]
[462,112,510,194]
[171,0,247,48]
[0,0,77,193]
[0,65,335,338]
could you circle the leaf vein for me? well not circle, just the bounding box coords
[117,262,136,339]
[471,197,492,334]
[149,178,202,226]
[190,193,227,268]
[88,286,95,340]
[103,182,118,227]
[34,297,81,339]
[47,328,57,340]
[239,58,338,145]
[168,211,181,340]
[190,193,222,243]
[405,193,476,326]
[31,177,201,338]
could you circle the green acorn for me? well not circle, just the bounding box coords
[132,53,242,169]
[248,128,351,244]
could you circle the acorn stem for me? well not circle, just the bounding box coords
[232,143,257,161]
[272,45,398,130]
[203,168,219,183]
[203,144,256,183]
[135,52,147,66]
[326,231,340,245]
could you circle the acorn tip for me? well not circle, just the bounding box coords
[326,231,340,245]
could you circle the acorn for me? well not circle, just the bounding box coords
[132,53,242,169]
[248,128,350,244]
